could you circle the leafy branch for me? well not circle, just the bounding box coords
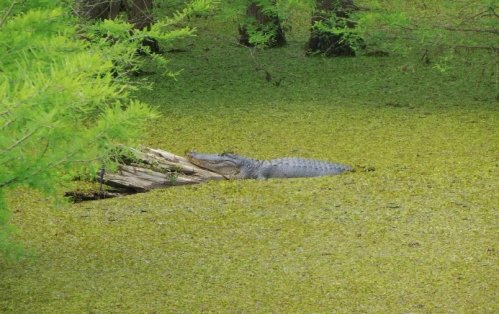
[0,0,25,29]
[0,101,155,190]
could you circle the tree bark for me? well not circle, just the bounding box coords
[75,0,160,54]
[125,0,160,54]
[76,0,122,21]
[238,1,286,48]
[306,0,363,57]
[76,0,153,28]
[126,0,154,31]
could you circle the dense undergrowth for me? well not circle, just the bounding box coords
[1,5,499,313]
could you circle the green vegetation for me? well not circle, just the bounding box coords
[0,5,154,260]
[0,0,213,259]
[1,0,499,312]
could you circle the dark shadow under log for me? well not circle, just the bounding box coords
[64,189,136,202]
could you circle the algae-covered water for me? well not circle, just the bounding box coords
[2,14,499,313]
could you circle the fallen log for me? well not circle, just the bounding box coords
[104,146,225,192]
[66,146,226,202]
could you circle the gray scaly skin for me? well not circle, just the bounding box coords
[187,151,352,180]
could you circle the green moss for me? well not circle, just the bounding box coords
[1,7,499,313]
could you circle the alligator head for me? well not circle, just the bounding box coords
[186,151,244,178]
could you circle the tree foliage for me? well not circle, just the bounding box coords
[0,4,150,260]
[350,1,498,66]
[216,0,498,93]
[0,0,217,260]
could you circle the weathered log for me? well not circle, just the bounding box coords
[104,146,226,192]
[66,146,226,202]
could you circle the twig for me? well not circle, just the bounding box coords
[0,0,26,29]
[0,128,38,155]
[490,6,499,19]
[198,28,261,64]
[374,35,499,51]
[198,28,279,82]
[453,44,499,51]
[394,22,499,35]
[434,26,499,35]
[0,87,47,119]
[495,59,498,91]
[456,9,491,27]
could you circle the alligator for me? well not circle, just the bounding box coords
[187,151,352,180]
